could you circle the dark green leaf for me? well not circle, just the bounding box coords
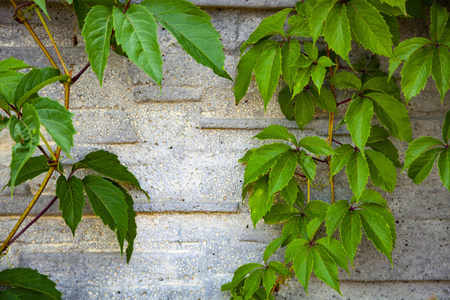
[346,150,369,200]
[430,2,449,43]
[367,139,401,168]
[242,269,262,299]
[0,57,30,72]
[280,177,299,207]
[294,90,315,130]
[345,97,373,153]
[299,136,335,156]
[365,149,397,192]
[407,148,442,184]
[281,39,301,89]
[330,71,361,90]
[264,236,288,263]
[306,217,323,240]
[323,3,352,65]
[6,155,49,188]
[297,152,316,182]
[367,125,389,144]
[443,110,450,144]
[0,287,55,300]
[253,124,297,145]
[263,203,298,224]
[249,176,274,227]
[361,77,400,97]
[305,200,330,220]
[312,245,341,294]
[254,45,282,110]
[0,71,23,105]
[231,263,264,287]
[278,86,295,120]
[325,200,350,237]
[311,86,337,113]
[339,210,362,266]
[383,14,400,46]
[0,115,9,131]
[56,175,85,236]
[431,46,450,101]
[316,238,349,273]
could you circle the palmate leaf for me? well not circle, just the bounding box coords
[56,175,85,236]
[31,97,76,157]
[5,155,49,188]
[306,217,323,240]
[312,245,341,294]
[316,238,349,274]
[357,189,388,207]
[330,71,361,91]
[368,139,401,168]
[249,176,274,227]
[262,268,277,298]
[361,77,400,97]
[407,148,442,184]
[254,44,282,110]
[311,86,337,113]
[310,0,336,45]
[288,241,313,292]
[326,200,350,238]
[268,260,291,276]
[403,136,444,171]
[339,210,362,266]
[430,2,449,43]
[72,0,115,30]
[365,149,397,192]
[345,97,373,154]
[264,236,288,263]
[330,144,354,176]
[230,263,263,287]
[388,37,431,79]
[311,63,327,91]
[253,124,297,145]
[294,90,315,131]
[0,268,62,299]
[82,5,113,85]
[292,66,312,98]
[305,201,329,221]
[359,203,396,247]
[268,151,297,195]
[0,57,30,72]
[297,152,316,182]
[298,136,335,156]
[287,15,311,37]
[281,39,301,89]
[346,151,369,200]
[142,0,231,80]
[380,0,407,15]
[431,46,450,101]
[323,3,351,65]
[263,203,298,224]
[113,5,163,85]
[242,269,262,300]
[280,177,299,207]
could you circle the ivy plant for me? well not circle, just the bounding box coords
[223,0,450,298]
[0,0,230,296]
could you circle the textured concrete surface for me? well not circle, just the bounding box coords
[0,1,449,299]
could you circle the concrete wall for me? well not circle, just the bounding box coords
[0,1,449,299]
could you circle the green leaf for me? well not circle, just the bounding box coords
[383,14,400,46]
[249,176,274,227]
[361,77,400,97]
[407,148,442,184]
[281,39,301,89]
[357,189,388,207]
[347,0,394,58]
[310,0,335,45]
[311,64,327,91]
[323,3,352,65]
[368,92,412,142]
[359,203,396,247]
[431,46,450,101]
[264,236,288,263]
[311,86,337,113]
[33,0,50,19]
[253,124,297,145]
[403,136,444,171]
[262,268,277,298]
[82,175,128,252]
[239,148,257,164]
[345,97,373,153]
[305,200,330,220]
[292,66,312,98]
[254,44,282,110]
[0,288,56,300]
[287,15,311,37]
[0,115,9,132]
[5,155,49,188]
[294,90,315,130]
[113,5,163,85]
[299,136,335,156]
[388,37,431,79]
[330,71,361,90]
[443,110,450,144]
[72,0,115,30]
[73,150,148,199]
[339,210,362,266]
[316,238,349,273]
[263,203,297,224]
[291,242,313,293]
[367,125,389,144]
[268,261,291,276]
[240,8,292,53]
[31,97,76,157]
[242,269,262,300]
[0,71,23,105]
[0,57,30,72]
[231,263,264,287]
[82,5,113,85]
[8,104,40,192]
[400,46,433,103]
[326,200,350,238]
[304,42,319,61]
[438,148,450,191]
[278,86,295,120]
[306,217,323,240]
[268,151,297,195]
[359,208,393,263]
[285,238,310,263]
[297,153,316,182]
[281,177,299,207]
[56,175,85,236]
[0,268,62,299]
[365,149,397,192]
[142,0,231,80]
[312,246,341,294]
[234,41,269,104]
[346,150,369,200]
[367,139,401,168]
[243,143,292,187]
[430,2,449,43]
[330,144,354,176]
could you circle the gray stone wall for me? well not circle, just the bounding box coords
[0,1,449,299]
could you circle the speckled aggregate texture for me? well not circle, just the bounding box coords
[0,0,449,299]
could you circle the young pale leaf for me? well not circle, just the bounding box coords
[359,208,393,264]
[311,64,327,91]
[431,46,450,101]
[0,268,62,300]
[345,97,373,154]
[368,139,401,168]
[268,151,297,195]
[82,175,128,252]
[357,189,388,207]
[400,46,433,103]
[8,105,40,192]
[365,149,397,192]
[312,246,341,295]
[323,3,351,65]
[330,144,354,176]
[113,5,162,85]
[262,268,277,299]
[142,0,230,80]
[297,153,316,182]
[0,57,30,72]
[264,236,288,263]
[56,175,85,236]
[403,136,444,171]
[231,263,264,287]
[388,37,431,79]
[254,45,282,110]
[291,243,314,293]
[5,155,49,188]
[278,86,295,120]
[325,200,350,238]
[31,97,76,157]
[299,136,335,156]
[280,177,299,207]
[305,200,330,220]
[368,92,412,142]
[407,148,442,184]
[443,110,450,144]
[359,203,396,247]
[346,151,369,200]
[307,217,323,240]
[347,0,394,58]
[316,238,349,274]
[253,124,297,145]
[310,0,335,44]
[72,0,115,30]
[249,176,274,227]
[311,86,337,113]
[438,148,450,191]
[82,5,113,85]
[330,71,361,91]
[430,2,449,43]
[240,8,292,53]
[294,90,315,130]
[263,203,298,224]
[340,210,362,266]
[242,269,262,300]
[0,71,23,104]
[281,39,301,89]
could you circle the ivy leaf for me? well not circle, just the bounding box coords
[316,238,349,274]
[345,97,373,154]
[0,268,62,300]
[240,8,292,53]
[142,0,231,80]
[262,268,277,299]
[5,155,49,188]
[278,86,295,120]
[281,39,301,89]
[305,200,330,220]
[33,0,50,19]
[280,177,299,207]
[359,208,393,264]
[407,148,442,184]
[330,144,354,176]
[368,92,412,142]
[312,246,341,295]
[359,203,396,247]
[249,176,274,227]
[297,152,316,182]
[347,0,394,58]
[330,71,361,91]
[0,57,31,72]
[323,3,351,65]
[430,2,449,43]
[73,150,148,199]
[365,149,397,192]
[56,175,85,236]
[339,210,362,266]
[367,139,401,168]
[242,269,262,300]
[311,86,337,113]
[263,203,298,224]
[72,0,115,30]
[400,46,433,103]
[357,189,388,207]
[306,217,323,240]
[31,97,76,157]
[82,175,128,253]
[325,200,350,238]
[268,151,297,195]
[431,46,450,101]
[243,143,292,187]
[264,236,288,263]
[310,0,336,45]
[82,5,113,85]
[403,136,444,171]
[230,263,263,287]
[294,90,315,130]
[346,151,369,200]
[290,242,313,293]
[113,5,163,85]
[443,110,450,144]
[253,124,297,145]
[0,71,23,105]
[8,104,40,193]
[299,136,336,156]
[254,44,282,110]
[388,37,431,79]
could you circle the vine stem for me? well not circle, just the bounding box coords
[307,179,311,203]
[0,167,56,254]
[327,46,336,204]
